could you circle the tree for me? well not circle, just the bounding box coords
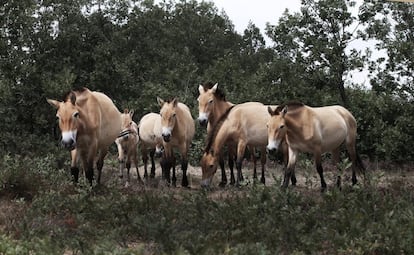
[265,0,369,107]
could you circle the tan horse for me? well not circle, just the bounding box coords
[138,112,163,178]
[157,97,195,187]
[200,102,271,188]
[115,109,141,186]
[198,83,264,186]
[47,88,122,184]
[267,102,365,191]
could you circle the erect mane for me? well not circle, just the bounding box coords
[62,87,88,102]
[204,105,235,153]
[276,101,305,112]
[201,82,226,101]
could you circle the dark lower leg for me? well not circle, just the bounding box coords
[219,156,227,187]
[71,166,79,183]
[150,150,156,178]
[229,156,235,185]
[181,159,188,187]
[316,163,327,192]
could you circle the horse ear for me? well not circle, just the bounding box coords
[211,83,218,93]
[267,106,276,116]
[129,110,134,118]
[69,93,76,105]
[282,106,288,116]
[47,99,60,109]
[157,97,164,107]
[123,108,129,114]
[172,97,178,107]
[198,84,205,94]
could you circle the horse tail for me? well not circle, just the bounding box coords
[355,153,366,176]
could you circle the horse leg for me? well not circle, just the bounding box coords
[172,155,177,187]
[96,148,108,185]
[160,155,171,184]
[346,142,358,185]
[142,147,149,179]
[332,148,341,189]
[218,152,227,187]
[260,147,266,184]
[116,140,125,179]
[150,149,156,178]
[282,148,297,189]
[70,149,79,183]
[228,145,236,185]
[125,159,131,186]
[236,141,247,186]
[314,153,327,192]
[181,160,189,187]
[132,149,142,184]
[250,146,258,180]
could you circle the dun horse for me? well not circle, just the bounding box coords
[157,97,195,187]
[200,102,270,188]
[138,112,164,178]
[198,83,264,186]
[115,109,141,186]
[47,88,122,184]
[267,102,365,191]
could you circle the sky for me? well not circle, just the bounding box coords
[207,0,380,87]
[210,0,302,35]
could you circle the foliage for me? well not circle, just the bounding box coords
[1,153,414,254]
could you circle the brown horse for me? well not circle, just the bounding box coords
[267,102,365,191]
[115,109,141,186]
[47,88,122,184]
[157,97,195,187]
[198,83,236,186]
[197,83,264,186]
[200,102,271,188]
[138,112,163,178]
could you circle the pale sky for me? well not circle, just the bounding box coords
[210,0,302,34]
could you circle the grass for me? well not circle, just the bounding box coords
[1,154,414,254]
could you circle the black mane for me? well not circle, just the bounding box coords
[201,82,226,101]
[204,104,235,153]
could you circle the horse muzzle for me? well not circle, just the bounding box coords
[61,140,76,151]
[162,134,171,142]
[198,118,208,128]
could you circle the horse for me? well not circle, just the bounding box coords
[200,102,272,188]
[115,109,141,186]
[157,97,195,187]
[47,87,122,185]
[138,112,164,179]
[266,102,365,191]
[197,82,263,186]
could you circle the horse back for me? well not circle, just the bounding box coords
[87,91,122,147]
[177,103,195,142]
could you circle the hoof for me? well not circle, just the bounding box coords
[219,181,227,188]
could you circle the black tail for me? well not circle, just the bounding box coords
[356,153,366,176]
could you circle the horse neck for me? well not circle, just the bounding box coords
[210,100,233,126]
[208,121,230,156]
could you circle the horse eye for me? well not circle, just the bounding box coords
[280,124,285,129]
[209,164,214,169]
[172,113,176,118]
[73,112,79,118]
[208,99,213,104]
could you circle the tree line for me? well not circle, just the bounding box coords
[1,0,413,163]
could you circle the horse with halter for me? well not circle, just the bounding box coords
[47,88,122,184]
[115,109,141,186]
[267,102,365,191]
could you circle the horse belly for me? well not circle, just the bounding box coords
[320,128,347,152]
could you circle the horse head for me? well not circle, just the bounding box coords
[266,105,288,153]
[47,92,81,151]
[197,83,218,127]
[157,97,178,143]
[200,150,218,188]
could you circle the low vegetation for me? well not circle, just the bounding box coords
[1,154,414,254]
